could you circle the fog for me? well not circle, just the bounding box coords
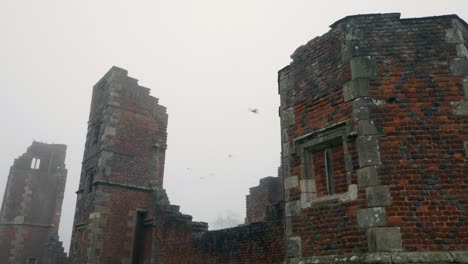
[1,0,467,252]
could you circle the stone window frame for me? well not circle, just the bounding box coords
[294,121,358,208]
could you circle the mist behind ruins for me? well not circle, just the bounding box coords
[1,1,467,253]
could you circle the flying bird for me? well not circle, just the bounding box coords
[248,108,259,114]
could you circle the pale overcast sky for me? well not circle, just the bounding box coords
[1,0,467,253]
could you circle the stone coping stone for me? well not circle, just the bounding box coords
[285,251,468,263]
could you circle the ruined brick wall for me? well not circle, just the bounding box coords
[0,142,68,263]
[160,203,284,264]
[68,67,168,264]
[280,13,468,263]
[245,176,283,224]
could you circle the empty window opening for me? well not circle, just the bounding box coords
[30,158,41,169]
[92,123,101,146]
[87,170,95,193]
[324,149,335,195]
[132,211,147,264]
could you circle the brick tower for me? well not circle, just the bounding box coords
[0,141,68,264]
[68,67,168,263]
[279,14,468,263]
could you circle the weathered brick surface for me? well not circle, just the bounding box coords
[280,13,468,261]
[245,175,283,224]
[0,142,68,263]
[69,67,168,263]
[70,66,286,263]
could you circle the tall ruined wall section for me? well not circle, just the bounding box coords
[245,176,283,224]
[0,142,68,264]
[280,13,468,263]
[68,67,168,263]
[68,66,285,264]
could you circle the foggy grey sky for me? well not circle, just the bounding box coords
[1,0,467,253]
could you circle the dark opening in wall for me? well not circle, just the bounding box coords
[92,123,101,146]
[132,211,147,264]
[86,170,95,193]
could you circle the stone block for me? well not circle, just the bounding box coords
[357,207,387,228]
[451,101,468,115]
[342,40,360,61]
[279,77,293,94]
[391,251,453,263]
[282,107,295,128]
[445,28,464,44]
[300,179,316,193]
[285,200,301,217]
[464,142,468,158]
[449,58,468,75]
[353,106,370,120]
[334,254,366,263]
[365,253,392,263]
[366,186,392,207]
[451,251,468,263]
[287,237,302,258]
[357,166,380,188]
[283,142,291,157]
[285,217,293,237]
[103,126,116,136]
[343,78,369,102]
[339,184,358,202]
[350,56,377,79]
[457,44,468,58]
[367,227,402,252]
[463,77,468,100]
[358,120,382,136]
[300,192,316,209]
[284,176,299,190]
[357,136,382,167]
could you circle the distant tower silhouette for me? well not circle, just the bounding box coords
[0,141,68,263]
